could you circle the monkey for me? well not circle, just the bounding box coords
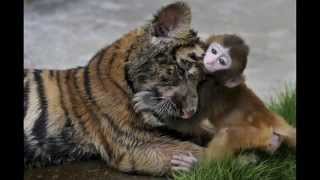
[200,35,296,160]
[132,34,248,141]
[132,34,296,162]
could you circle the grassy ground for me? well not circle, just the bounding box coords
[174,86,296,180]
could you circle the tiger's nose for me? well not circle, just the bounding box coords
[181,109,196,119]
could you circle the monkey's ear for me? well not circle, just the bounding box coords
[151,2,191,38]
[225,75,245,88]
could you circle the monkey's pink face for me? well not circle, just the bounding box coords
[204,43,232,73]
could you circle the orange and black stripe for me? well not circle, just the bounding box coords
[24,80,29,119]
[56,71,73,131]
[32,70,48,144]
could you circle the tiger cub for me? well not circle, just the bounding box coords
[24,2,207,176]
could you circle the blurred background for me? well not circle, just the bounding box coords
[24,0,296,102]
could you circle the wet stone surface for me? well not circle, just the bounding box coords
[24,160,167,180]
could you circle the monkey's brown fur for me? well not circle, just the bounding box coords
[201,82,296,160]
[200,35,296,160]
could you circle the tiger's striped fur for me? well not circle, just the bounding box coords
[24,2,205,175]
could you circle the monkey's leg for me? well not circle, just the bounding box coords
[205,126,275,160]
[106,139,204,176]
[280,127,296,149]
[270,114,296,149]
[204,128,234,160]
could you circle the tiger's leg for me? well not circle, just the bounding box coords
[106,140,204,176]
[171,152,198,172]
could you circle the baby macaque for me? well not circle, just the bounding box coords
[199,35,296,160]
[133,34,296,163]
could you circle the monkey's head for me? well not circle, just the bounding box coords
[203,34,249,87]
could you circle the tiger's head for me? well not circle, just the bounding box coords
[125,2,207,124]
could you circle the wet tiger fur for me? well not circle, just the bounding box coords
[24,2,209,175]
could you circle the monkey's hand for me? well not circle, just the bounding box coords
[171,152,198,172]
[132,91,159,113]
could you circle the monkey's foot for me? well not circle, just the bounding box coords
[265,133,283,154]
[171,152,198,172]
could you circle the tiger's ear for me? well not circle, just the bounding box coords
[225,74,245,88]
[151,1,191,38]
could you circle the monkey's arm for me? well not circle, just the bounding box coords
[187,119,216,146]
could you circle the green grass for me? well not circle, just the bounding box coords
[174,86,296,180]
[268,85,296,126]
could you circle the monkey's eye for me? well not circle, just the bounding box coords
[218,57,227,66]
[211,48,217,55]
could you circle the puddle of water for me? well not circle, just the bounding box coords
[25,160,167,180]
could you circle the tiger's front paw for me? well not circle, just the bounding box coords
[171,152,198,172]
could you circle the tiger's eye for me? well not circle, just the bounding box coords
[160,75,169,82]
[188,53,197,60]
[166,68,173,75]
[182,59,192,69]
[177,66,185,76]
